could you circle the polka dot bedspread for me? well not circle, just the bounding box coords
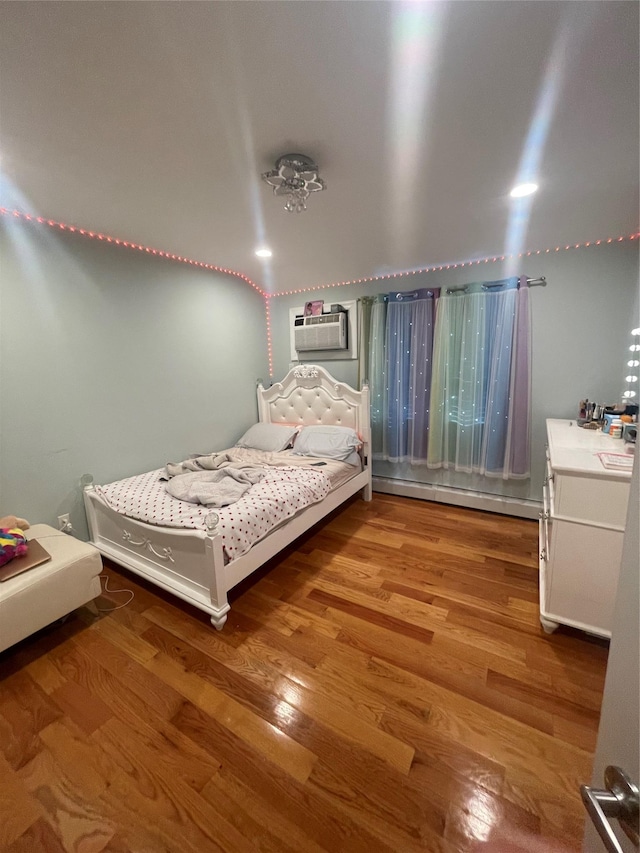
[94,456,336,562]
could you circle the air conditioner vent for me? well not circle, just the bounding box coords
[306,315,339,326]
[294,312,348,351]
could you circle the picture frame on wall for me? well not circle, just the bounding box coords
[304,300,324,317]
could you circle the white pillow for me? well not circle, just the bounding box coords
[236,423,299,452]
[293,425,361,463]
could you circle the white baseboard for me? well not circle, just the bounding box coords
[372,476,542,520]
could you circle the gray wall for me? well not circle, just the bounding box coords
[0,220,268,537]
[270,241,639,503]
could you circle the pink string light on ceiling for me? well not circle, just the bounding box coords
[0,207,265,296]
[264,299,274,378]
[2,206,637,379]
[267,232,640,297]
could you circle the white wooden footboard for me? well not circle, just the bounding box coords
[83,486,230,628]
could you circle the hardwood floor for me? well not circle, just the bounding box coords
[0,495,608,852]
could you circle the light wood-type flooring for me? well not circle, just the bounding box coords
[0,495,608,852]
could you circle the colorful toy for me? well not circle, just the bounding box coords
[0,527,28,567]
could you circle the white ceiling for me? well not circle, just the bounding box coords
[0,1,638,293]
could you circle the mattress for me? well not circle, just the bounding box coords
[93,447,360,562]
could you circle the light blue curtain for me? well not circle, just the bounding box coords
[427,277,531,478]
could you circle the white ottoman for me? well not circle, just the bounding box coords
[0,524,102,653]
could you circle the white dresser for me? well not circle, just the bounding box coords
[539,419,633,638]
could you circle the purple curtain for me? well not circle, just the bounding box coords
[507,276,531,476]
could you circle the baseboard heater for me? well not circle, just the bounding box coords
[371,477,542,520]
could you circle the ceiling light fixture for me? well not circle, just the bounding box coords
[261,154,326,213]
[510,182,539,198]
[255,247,272,258]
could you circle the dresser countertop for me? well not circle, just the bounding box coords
[547,418,634,480]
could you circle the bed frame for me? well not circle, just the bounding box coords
[84,365,371,629]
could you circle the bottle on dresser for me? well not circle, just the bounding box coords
[610,419,623,438]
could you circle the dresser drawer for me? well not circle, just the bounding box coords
[553,468,629,529]
[547,519,623,635]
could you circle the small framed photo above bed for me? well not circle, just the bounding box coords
[304,300,324,317]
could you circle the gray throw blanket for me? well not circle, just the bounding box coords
[162,452,266,508]
[163,451,247,478]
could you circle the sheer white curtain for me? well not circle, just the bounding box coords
[427,278,531,478]
[427,290,487,471]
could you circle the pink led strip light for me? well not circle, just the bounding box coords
[2,206,637,377]
[264,299,274,377]
[3,206,636,300]
[268,232,640,297]
[0,207,265,296]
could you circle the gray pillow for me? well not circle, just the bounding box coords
[293,425,361,463]
[236,423,299,452]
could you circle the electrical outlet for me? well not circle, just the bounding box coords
[57,513,70,531]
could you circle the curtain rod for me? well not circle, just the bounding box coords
[394,290,435,299]
[446,275,547,294]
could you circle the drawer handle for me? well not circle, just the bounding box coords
[540,548,547,561]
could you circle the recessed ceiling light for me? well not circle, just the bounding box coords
[510,182,538,198]
[255,247,272,258]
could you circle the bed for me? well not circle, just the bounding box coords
[83,365,371,629]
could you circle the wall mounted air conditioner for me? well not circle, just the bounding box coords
[294,312,348,352]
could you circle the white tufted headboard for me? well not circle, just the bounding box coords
[257,365,370,452]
